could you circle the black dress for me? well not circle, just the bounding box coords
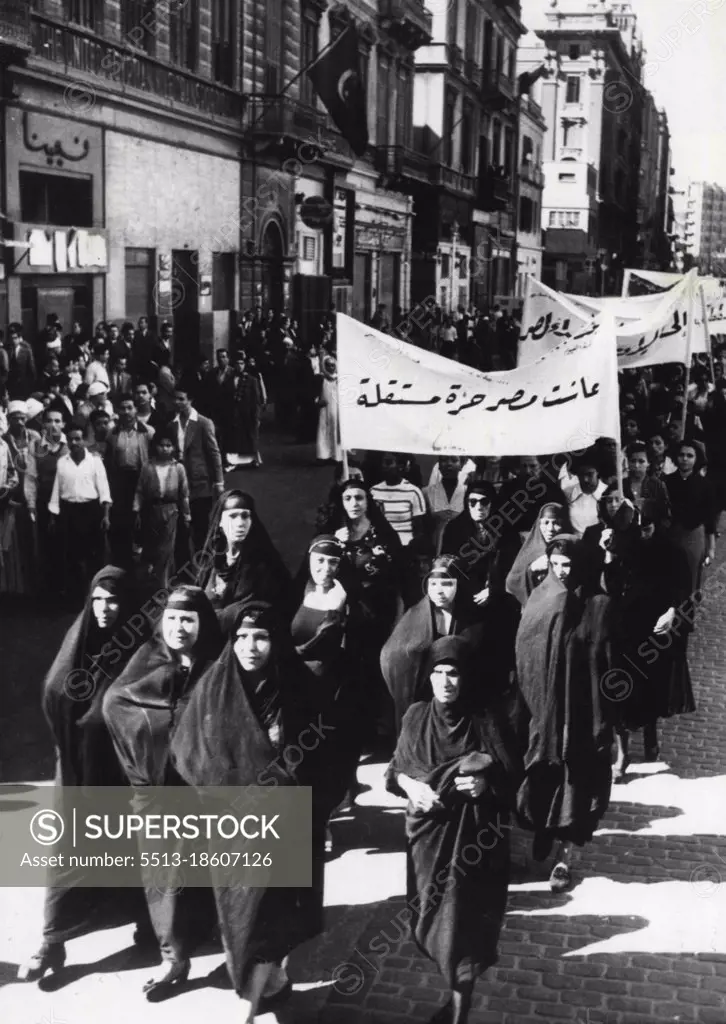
[386,644,523,988]
[40,566,152,944]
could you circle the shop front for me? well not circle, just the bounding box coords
[5,221,107,339]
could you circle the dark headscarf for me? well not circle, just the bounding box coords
[42,566,148,785]
[102,587,223,787]
[388,634,522,805]
[505,502,571,606]
[195,489,291,626]
[171,599,309,788]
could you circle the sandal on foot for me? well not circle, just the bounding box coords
[17,943,66,982]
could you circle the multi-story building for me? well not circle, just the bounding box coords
[406,0,525,313]
[523,0,645,295]
[635,92,673,271]
[0,0,432,363]
[681,181,726,276]
[514,82,546,297]
[250,0,431,332]
[0,0,248,363]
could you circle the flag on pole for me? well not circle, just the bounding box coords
[307,24,369,157]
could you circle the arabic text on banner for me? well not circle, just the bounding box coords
[621,269,726,331]
[518,273,708,370]
[336,313,620,457]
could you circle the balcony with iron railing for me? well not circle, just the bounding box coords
[559,146,584,161]
[477,165,514,211]
[245,95,356,166]
[378,0,432,49]
[29,12,244,120]
[373,144,431,183]
[0,0,31,58]
[479,66,516,109]
[428,163,476,195]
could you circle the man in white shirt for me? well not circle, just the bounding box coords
[425,455,468,553]
[49,424,112,597]
[559,456,607,537]
[371,452,427,547]
[84,344,111,390]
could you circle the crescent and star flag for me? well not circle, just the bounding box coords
[336,313,620,457]
[307,24,368,157]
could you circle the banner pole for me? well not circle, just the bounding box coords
[616,439,624,493]
[681,271,697,441]
[700,282,716,385]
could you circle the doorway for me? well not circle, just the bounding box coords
[353,251,371,322]
[260,222,284,311]
[170,249,199,370]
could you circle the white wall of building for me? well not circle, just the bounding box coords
[105,133,240,325]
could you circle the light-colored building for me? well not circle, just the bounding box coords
[680,181,726,276]
[409,0,526,313]
[521,0,646,295]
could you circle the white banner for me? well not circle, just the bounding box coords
[337,313,620,457]
[519,272,708,369]
[621,269,726,331]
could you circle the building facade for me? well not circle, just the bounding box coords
[635,93,673,271]
[0,0,432,365]
[2,0,248,364]
[524,0,645,295]
[681,181,726,276]
[514,87,545,297]
[406,0,526,313]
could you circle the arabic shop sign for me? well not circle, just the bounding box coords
[10,224,108,275]
[355,227,405,252]
[518,274,708,370]
[337,312,619,457]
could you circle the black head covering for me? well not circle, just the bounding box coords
[505,502,571,606]
[194,489,291,618]
[308,534,345,559]
[42,566,149,786]
[162,585,223,660]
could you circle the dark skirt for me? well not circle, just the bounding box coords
[517,754,612,847]
[405,800,511,988]
[669,523,706,594]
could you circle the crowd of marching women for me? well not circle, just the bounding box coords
[12,324,725,1022]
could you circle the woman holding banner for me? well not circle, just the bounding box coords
[515,536,614,892]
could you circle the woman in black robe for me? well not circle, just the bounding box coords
[194,489,291,632]
[381,555,483,733]
[327,478,404,748]
[18,566,153,983]
[505,502,571,606]
[170,601,324,1021]
[291,535,359,846]
[386,636,523,1024]
[605,515,695,777]
[102,586,222,1000]
[580,486,640,596]
[441,477,502,605]
[515,536,614,893]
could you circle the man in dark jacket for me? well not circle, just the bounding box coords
[171,385,224,552]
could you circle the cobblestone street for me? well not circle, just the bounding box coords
[1,533,726,1024]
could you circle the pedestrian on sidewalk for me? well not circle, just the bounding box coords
[386,636,523,1024]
